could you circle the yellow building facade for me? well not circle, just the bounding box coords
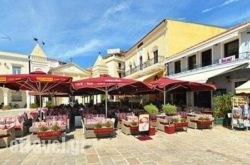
[124,19,226,80]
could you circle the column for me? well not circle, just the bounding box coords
[186,91,194,107]
[2,88,9,106]
[26,90,30,109]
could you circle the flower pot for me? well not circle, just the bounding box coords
[148,127,156,136]
[214,117,224,125]
[164,125,175,134]
[130,125,139,135]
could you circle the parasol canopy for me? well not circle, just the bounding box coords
[149,77,216,104]
[71,74,152,117]
[0,71,72,107]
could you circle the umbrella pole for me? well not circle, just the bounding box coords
[105,89,108,118]
[163,87,166,105]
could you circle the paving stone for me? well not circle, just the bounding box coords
[86,154,100,164]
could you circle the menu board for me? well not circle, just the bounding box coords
[231,96,249,107]
[138,114,149,132]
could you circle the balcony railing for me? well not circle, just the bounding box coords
[125,56,165,76]
[168,52,250,76]
[117,66,125,72]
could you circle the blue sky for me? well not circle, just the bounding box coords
[1,0,250,69]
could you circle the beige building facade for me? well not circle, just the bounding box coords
[0,44,91,109]
[165,21,250,108]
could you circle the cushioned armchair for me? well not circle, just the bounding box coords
[156,118,169,132]
[0,126,15,148]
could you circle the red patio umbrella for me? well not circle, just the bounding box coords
[71,74,152,117]
[0,71,72,108]
[149,77,216,104]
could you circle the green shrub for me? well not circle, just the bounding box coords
[2,105,11,110]
[104,121,112,127]
[39,125,49,132]
[144,103,159,116]
[130,120,138,126]
[213,93,234,118]
[95,123,102,128]
[30,103,38,108]
[162,103,177,115]
[46,100,53,107]
[51,124,60,131]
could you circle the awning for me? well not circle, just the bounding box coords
[170,63,248,83]
[137,71,163,82]
[235,80,250,94]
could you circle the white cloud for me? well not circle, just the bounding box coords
[103,1,132,18]
[202,7,215,13]
[202,0,239,13]
[222,0,239,6]
[58,39,104,59]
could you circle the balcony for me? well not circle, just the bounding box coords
[117,66,125,72]
[125,56,165,76]
[169,52,250,76]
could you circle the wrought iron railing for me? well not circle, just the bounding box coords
[168,52,250,75]
[125,56,165,76]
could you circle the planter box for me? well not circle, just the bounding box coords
[37,130,62,138]
[164,125,175,134]
[196,120,213,129]
[174,122,188,131]
[94,127,113,135]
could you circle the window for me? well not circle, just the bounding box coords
[188,55,196,70]
[139,56,143,70]
[129,64,132,74]
[153,50,158,64]
[174,61,181,73]
[11,91,22,101]
[224,39,239,58]
[235,81,246,88]
[118,63,121,69]
[201,49,212,67]
[12,66,21,74]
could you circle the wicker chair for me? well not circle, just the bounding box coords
[121,119,132,135]
[156,118,169,132]
[0,126,15,148]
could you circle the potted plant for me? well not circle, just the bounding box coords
[95,122,103,129]
[130,120,138,127]
[104,121,112,128]
[213,93,233,125]
[94,122,113,135]
[162,103,177,116]
[39,125,49,132]
[144,103,159,120]
[130,120,138,134]
[51,124,61,131]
